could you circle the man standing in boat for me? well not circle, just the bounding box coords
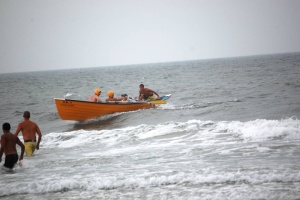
[139,84,160,101]
[89,88,102,102]
[15,111,42,157]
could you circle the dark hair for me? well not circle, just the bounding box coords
[23,111,30,118]
[139,84,144,87]
[3,123,11,131]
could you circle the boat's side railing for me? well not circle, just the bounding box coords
[55,98,152,105]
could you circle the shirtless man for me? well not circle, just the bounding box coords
[0,123,25,169]
[121,94,128,101]
[88,88,102,102]
[15,111,42,157]
[139,84,160,100]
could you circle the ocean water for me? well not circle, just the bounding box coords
[0,52,300,199]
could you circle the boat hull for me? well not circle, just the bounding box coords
[54,98,156,121]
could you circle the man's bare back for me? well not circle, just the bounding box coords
[0,123,25,168]
[15,120,40,141]
[1,132,19,155]
[15,111,42,155]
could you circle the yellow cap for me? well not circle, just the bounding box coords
[94,88,101,95]
[107,91,114,98]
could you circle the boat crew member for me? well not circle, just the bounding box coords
[121,94,128,101]
[105,91,123,102]
[88,88,102,102]
[139,84,160,100]
[15,111,42,157]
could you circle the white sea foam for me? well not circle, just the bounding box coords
[1,169,300,196]
[43,118,300,149]
[158,103,176,110]
[224,118,300,141]
[3,118,296,199]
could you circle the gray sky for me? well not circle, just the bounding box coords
[1,0,300,74]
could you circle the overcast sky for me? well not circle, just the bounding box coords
[1,0,300,73]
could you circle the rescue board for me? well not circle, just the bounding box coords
[148,94,172,104]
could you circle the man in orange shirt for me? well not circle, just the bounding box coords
[15,111,42,157]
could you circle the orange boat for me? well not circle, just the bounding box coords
[54,98,157,121]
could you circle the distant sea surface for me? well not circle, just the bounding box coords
[1,53,300,199]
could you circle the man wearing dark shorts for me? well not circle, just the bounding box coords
[0,123,25,169]
[4,154,19,169]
